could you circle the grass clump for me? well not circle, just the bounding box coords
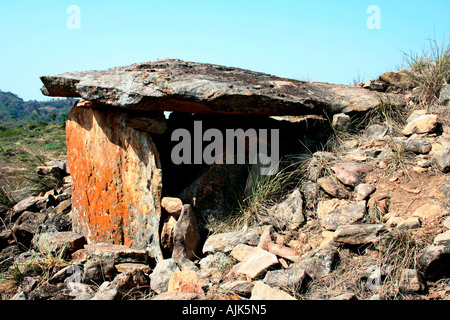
[374,229,431,298]
[402,39,450,109]
[210,162,298,233]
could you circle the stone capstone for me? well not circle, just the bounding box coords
[40,59,403,115]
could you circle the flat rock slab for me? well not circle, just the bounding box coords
[250,281,296,300]
[84,243,148,263]
[33,231,85,255]
[236,247,278,280]
[333,224,387,245]
[320,200,367,231]
[40,59,402,115]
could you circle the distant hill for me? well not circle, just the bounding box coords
[0,90,78,128]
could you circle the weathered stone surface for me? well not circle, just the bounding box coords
[230,244,256,262]
[406,109,428,123]
[199,252,234,270]
[12,196,39,216]
[399,269,424,294]
[396,217,422,230]
[50,264,83,284]
[236,247,278,280]
[90,281,118,300]
[250,281,296,300]
[172,204,200,260]
[12,211,46,248]
[160,215,176,253]
[267,242,302,263]
[263,268,310,292]
[150,258,180,294]
[431,147,450,173]
[413,202,449,221]
[301,181,321,209]
[82,259,116,284]
[66,103,163,257]
[331,162,372,187]
[403,138,432,154]
[379,69,411,90]
[333,224,387,245]
[418,231,450,281]
[402,114,438,135]
[151,291,198,300]
[84,244,148,263]
[167,270,204,295]
[202,227,263,254]
[122,111,167,134]
[292,247,340,279]
[71,249,90,263]
[67,282,96,300]
[257,225,276,251]
[220,280,255,296]
[178,162,248,230]
[53,199,72,215]
[161,197,183,219]
[110,268,149,295]
[320,200,367,231]
[355,184,376,201]
[332,113,351,131]
[365,124,388,139]
[434,230,450,246]
[202,231,242,254]
[33,231,85,255]
[265,189,304,230]
[114,262,150,274]
[444,216,450,230]
[317,176,350,199]
[40,59,402,115]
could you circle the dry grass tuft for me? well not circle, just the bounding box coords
[402,39,450,110]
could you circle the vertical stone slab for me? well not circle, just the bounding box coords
[66,101,162,258]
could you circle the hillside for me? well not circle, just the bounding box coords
[0,43,449,301]
[0,90,78,128]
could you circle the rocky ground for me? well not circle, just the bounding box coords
[0,69,449,301]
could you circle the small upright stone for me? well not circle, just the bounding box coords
[172,204,200,260]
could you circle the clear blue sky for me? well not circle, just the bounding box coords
[0,0,449,101]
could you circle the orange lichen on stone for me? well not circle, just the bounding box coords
[66,102,162,258]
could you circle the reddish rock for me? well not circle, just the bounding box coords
[331,162,372,187]
[167,270,204,295]
[267,242,302,263]
[66,102,163,257]
[71,249,91,263]
[257,225,276,251]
